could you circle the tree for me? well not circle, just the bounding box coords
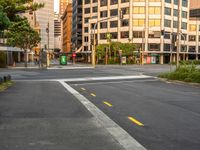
[7,20,41,67]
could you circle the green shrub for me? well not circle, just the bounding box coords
[0,52,7,68]
[188,72,200,83]
[184,78,192,82]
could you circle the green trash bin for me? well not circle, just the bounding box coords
[60,55,67,65]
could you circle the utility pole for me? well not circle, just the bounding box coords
[176,0,181,68]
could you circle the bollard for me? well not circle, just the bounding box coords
[0,77,3,84]
[3,76,7,82]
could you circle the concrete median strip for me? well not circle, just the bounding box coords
[59,80,147,150]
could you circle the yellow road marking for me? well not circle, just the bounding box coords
[90,93,96,97]
[81,88,86,91]
[103,101,113,107]
[128,116,144,126]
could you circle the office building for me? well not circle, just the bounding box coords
[82,0,199,64]
[54,13,62,50]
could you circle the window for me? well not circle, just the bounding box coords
[149,19,160,26]
[78,8,82,13]
[174,0,178,5]
[199,36,200,42]
[148,31,161,38]
[84,36,88,42]
[121,31,129,38]
[149,0,161,1]
[149,44,160,51]
[189,24,196,31]
[188,46,196,52]
[121,19,129,27]
[133,7,145,14]
[133,19,145,26]
[85,8,90,14]
[164,19,171,28]
[110,21,118,28]
[164,44,171,51]
[133,31,145,38]
[101,0,107,6]
[121,0,129,3]
[110,32,118,39]
[181,34,187,41]
[164,32,170,39]
[100,33,106,39]
[181,45,187,52]
[121,7,129,15]
[149,7,161,14]
[84,27,88,33]
[93,0,98,2]
[173,21,177,28]
[165,7,171,16]
[182,0,188,7]
[92,7,97,13]
[182,11,187,18]
[189,35,196,41]
[173,9,178,17]
[133,0,145,1]
[85,0,90,4]
[100,22,107,28]
[100,11,107,18]
[110,0,118,5]
[165,0,171,3]
[110,9,118,16]
[181,22,187,30]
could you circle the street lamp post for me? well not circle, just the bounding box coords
[176,0,181,68]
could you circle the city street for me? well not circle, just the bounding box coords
[0,65,200,150]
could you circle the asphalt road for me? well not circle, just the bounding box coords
[0,81,124,150]
[70,78,200,150]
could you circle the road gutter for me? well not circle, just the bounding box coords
[59,80,147,150]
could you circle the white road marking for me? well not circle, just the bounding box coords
[59,80,147,150]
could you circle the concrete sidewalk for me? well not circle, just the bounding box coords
[0,81,124,150]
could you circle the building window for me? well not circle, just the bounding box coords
[78,8,82,13]
[181,45,187,52]
[100,11,107,18]
[181,22,187,30]
[173,21,178,28]
[182,11,187,19]
[149,7,161,14]
[101,0,107,6]
[84,46,88,51]
[173,9,178,17]
[121,7,129,15]
[110,32,118,39]
[84,36,88,42]
[148,31,161,38]
[85,0,90,4]
[165,7,171,16]
[164,19,171,28]
[199,46,200,52]
[121,0,129,3]
[121,19,129,27]
[85,18,89,23]
[100,22,107,28]
[110,9,118,16]
[188,46,196,52]
[84,27,88,33]
[133,31,144,38]
[181,34,187,41]
[85,8,90,14]
[100,33,106,39]
[110,0,118,5]
[93,0,98,2]
[149,19,160,27]
[149,0,161,1]
[164,44,171,51]
[92,7,98,13]
[189,35,196,41]
[121,31,129,38]
[165,0,171,3]
[110,21,118,28]
[133,19,145,26]
[189,24,196,31]
[174,0,178,5]
[133,7,145,14]
[133,0,145,1]
[182,0,188,7]
[149,44,160,51]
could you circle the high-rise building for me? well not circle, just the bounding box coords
[82,0,199,64]
[60,0,72,15]
[54,13,62,50]
[72,0,82,51]
[34,0,54,50]
[190,0,200,18]
[61,3,72,52]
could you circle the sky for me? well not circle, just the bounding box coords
[54,0,59,13]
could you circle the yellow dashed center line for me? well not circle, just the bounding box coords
[128,116,144,126]
[90,93,96,97]
[103,101,113,107]
[81,88,86,91]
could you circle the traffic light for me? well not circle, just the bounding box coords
[119,9,124,20]
[161,29,165,36]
